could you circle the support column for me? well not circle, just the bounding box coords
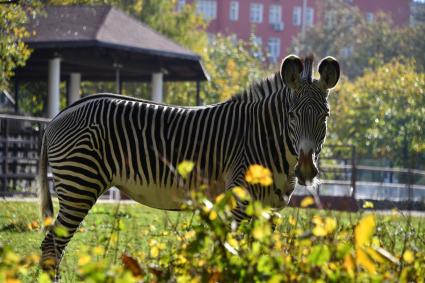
[151,72,163,102]
[196,80,201,106]
[68,72,81,105]
[14,79,19,113]
[48,57,61,118]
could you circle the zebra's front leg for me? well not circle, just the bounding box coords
[40,203,94,280]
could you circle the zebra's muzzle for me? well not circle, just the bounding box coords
[295,149,318,186]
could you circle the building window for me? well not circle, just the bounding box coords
[177,0,186,12]
[306,7,314,26]
[268,37,280,61]
[229,1,239,21]
[196,0,217,20]
[252,35,262,46]
[366,12,374,23]
[250,3,263,23]
[269,4,282,24]
[293,6,302,26]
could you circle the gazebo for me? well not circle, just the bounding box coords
[14,5,209,118]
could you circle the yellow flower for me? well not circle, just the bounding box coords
[232,186,251,201]
[245,164,273,186]
[312,225,327,237]
[301,196,315,208]
[324,217,337,233]
[92,246,105,256]
[78,255,91,266]
[209,210,218,221]
[177,160,195,179]
[403,250,414,264]
[150,246,159,258]
[363,201,374,209]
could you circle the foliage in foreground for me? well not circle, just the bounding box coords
[1,166,424,282]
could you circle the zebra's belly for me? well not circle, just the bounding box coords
[116,182,188,210]
[113,176,227,211]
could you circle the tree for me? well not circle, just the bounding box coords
[327,58,425,168]
[0,1,39,90]
[291,0,425,78]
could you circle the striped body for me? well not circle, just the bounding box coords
[45,74,297,212]
[39,55,340,278]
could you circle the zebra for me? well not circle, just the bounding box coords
[38,54,340,275]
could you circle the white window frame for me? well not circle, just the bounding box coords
[250,3,263,23]
[268,37,280,61]
[269,4,282,24]
[306,7,314,26]
[293,6,302,26]
[229,1,239,21]
[196,0,217,20]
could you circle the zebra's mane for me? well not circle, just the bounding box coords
[230,55,314,103]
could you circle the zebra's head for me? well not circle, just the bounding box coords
[280,55,340,186]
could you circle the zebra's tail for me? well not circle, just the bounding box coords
[38,132,53,224]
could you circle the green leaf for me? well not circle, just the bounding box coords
[308,245,331,266]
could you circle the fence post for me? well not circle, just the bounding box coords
[2,119,9,198]
[351,146,356,198]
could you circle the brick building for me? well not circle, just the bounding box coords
[179,0,412,60]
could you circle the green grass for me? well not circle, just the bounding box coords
[0,200,424,282]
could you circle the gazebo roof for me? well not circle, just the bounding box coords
[15,5,208,82]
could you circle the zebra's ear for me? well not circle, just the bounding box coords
[318,56,340,90]
[280,55,303,89]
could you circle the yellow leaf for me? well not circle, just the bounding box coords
[43,217,53,227]
[177,160,195,179]
[355,214,375,247]
[366,247,385,264]
[28,220,39,230]
[403,250,414,264]
[343,254,355,277]
[301,196,314,208]
[357,248,376,273]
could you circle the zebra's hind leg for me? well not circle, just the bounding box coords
[40,194,99,280]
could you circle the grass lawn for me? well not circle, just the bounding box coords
[0,200,424,282]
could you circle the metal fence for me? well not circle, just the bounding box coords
[1,114,424,208]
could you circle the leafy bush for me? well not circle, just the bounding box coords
[1,165,424,282]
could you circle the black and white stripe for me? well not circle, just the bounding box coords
[39,55,334,277]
